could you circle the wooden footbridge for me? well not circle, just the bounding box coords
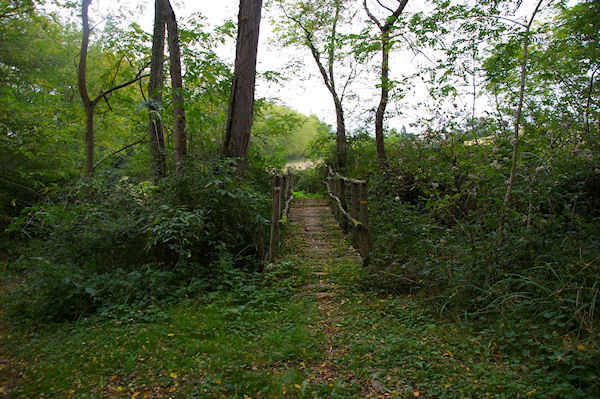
[268,165,370,265]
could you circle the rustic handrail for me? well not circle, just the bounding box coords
[323,164,369,264]
[325,180,361,227]
[268,168,293,263]
[325,164,366,184]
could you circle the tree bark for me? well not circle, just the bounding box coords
[364,0,409,164]
[77,0,94,177]
[375,29,390,163]
[223,0,263,175]
[333,95,347,171]
[162,0,186,177]
[148,0,167,180]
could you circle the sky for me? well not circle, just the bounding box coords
[77,0,429,132]
[71,0,549,134]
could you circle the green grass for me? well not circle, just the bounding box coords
[1,210,594,398]
[1,260,324,398]
[292,190,323,199]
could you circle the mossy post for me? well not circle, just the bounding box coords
[334,177,341,222]
[351,181,360,248]
[287,168,293,198]
[339,178,348,233]
[324,165,331,207]
[359,182,369,265]
[269,174,282,263]
[282,174,288,208]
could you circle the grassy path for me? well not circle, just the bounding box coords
[1,197,559,398]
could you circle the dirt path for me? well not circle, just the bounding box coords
[286,198,378,395]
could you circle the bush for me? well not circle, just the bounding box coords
[4,159,271,322]
[343,129,600,395]
[292,165,325,194]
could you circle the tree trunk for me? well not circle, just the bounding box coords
[375,29,390,163]
[162,0,186,177]
[503,0,544,209]
[364,0,409,164]
[334,96,347,171]
[223,0,263,175]
[77,0,94,177]
[148,0,167,180]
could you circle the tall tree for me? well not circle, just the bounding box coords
[162,0,187,177]
[223,0,263,175]
[364,0,408,163]
[77,0,94,176]
[77,0,147,177]
[277,0,350,171]
[148,0,167,179]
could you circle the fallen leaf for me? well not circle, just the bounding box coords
[371,379,386,393]
[169,372,177,378]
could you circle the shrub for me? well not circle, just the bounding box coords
[4,159,270,322]
[292,165,325,194]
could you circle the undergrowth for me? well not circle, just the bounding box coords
[2,158,271,323]
[311,126,600,395]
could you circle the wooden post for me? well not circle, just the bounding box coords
[282,174,288,205]
[268,174,282,263]
[359,181,369,265]
[334,177,341,222]
[287,169,293,198]
[351,181,359,248]
[324,165,330,206]
[339,178,348,233]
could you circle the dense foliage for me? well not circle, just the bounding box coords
[5,159,271,321]
[0,2,321,323]
[298,1,600,394]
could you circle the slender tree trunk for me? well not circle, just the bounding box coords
[333,96,347,171]
[77,0,94,177]
[503,0,544,208]
[280,0,348,171]
[77,0,150,177]
[329,1,347,171]
[85,107,94,175]
[223,0,263,175]
[375,29,390,163]
[364,0,408,165]
[162,0,186,177]
[148,0,167,179]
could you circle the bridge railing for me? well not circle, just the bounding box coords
[323,165,369,264]
[268,168,294,263]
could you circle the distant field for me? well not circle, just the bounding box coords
[285,159,320,170]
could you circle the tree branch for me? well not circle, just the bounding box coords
[93,133,149,170]
[91,63,150,106]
